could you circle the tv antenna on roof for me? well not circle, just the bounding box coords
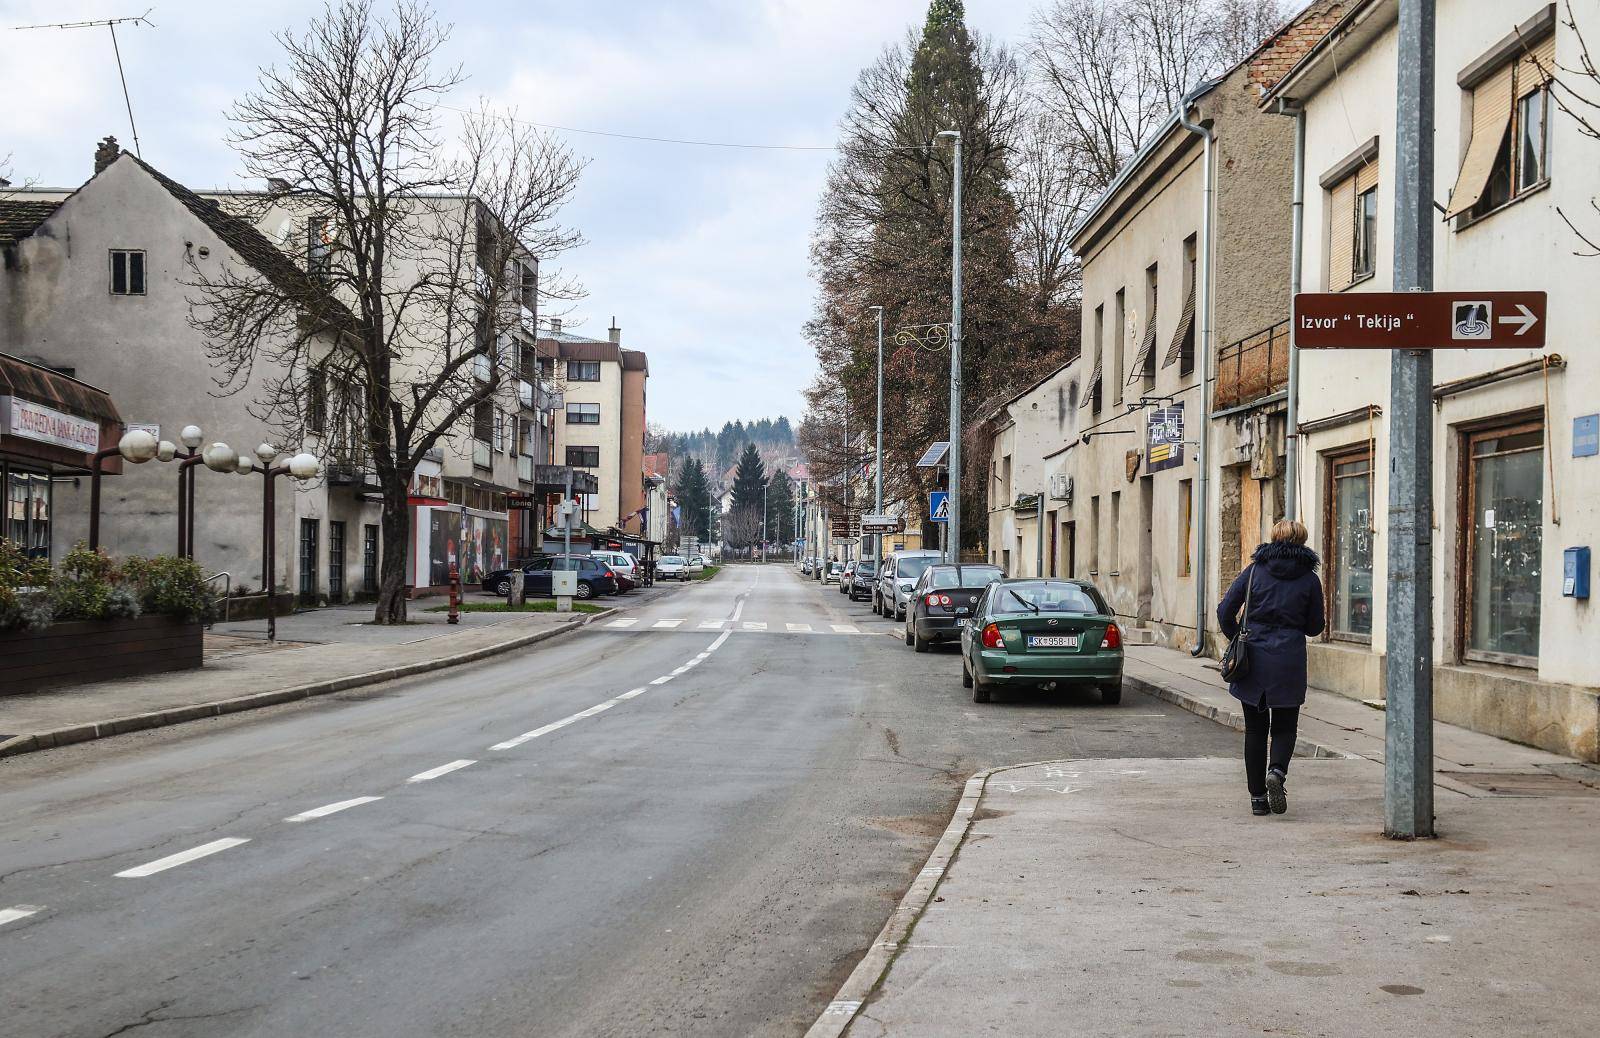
[12,9,156,158]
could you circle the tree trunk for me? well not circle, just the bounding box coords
[373,478,413,624]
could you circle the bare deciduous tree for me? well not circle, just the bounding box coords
[1546,0,1600,256]
[190,0,584,623]
[1029,0,1287,191]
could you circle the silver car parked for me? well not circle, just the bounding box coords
[874,549,943,620]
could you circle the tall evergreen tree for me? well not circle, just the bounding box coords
[804,0,1042,553]
[730,443,768,511]
[674,457,713,540]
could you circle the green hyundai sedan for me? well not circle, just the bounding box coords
[959,578,1123,704]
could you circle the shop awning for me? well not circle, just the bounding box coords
[0,351,122,472]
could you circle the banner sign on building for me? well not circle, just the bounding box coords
[1147,405,1185,473]
[1,396,101,454]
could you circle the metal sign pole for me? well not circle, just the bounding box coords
[943,130,964,565]
[1386,0,1436,839]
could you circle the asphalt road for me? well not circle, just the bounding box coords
[0,564,1238,1037]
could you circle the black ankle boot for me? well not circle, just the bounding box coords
[1266,769,1288,815]
[1251,796,1270,816]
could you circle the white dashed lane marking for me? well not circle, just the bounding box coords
[407,760,477,783]
[284,796,384,823]
[0,906,44,927]
[115,838,251,878]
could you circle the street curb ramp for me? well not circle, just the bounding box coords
[0,608,615,760]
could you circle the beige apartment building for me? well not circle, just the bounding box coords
[1264,0,1600,759]
[542,321,649,536]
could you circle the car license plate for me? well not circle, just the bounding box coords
[1027,634,1078,648]
[956,607,970,615]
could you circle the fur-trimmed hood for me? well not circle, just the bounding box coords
[1251,541,1320,580]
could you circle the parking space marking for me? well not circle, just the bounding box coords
[285,796,384,823]
[407,760,476,783]
[115,838,251,878]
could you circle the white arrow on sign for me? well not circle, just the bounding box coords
[1497,303,1539,336]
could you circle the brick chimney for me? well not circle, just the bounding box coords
[549,317,562,336]
[94,136,121,175]
[608,317,621,345]
[1248,0,1350,97]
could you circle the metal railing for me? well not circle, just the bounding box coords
[1214,318,1290,411]
[204,571,231,626]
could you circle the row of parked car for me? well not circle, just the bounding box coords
[482,550,710,600]
[811,548,1124,704]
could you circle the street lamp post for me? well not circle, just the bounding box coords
[938,128,963,565]
[870,304,884,561]
[174,424,202,556]
[255,446,319,642]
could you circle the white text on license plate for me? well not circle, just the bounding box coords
[1028,635,1078,648]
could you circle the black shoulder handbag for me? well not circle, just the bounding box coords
[1219,566,1255,682]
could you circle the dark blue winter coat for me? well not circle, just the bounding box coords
[1217,542,1325,709]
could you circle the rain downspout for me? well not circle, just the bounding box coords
[1179,94,1216,657]
[1282,101,1306,520]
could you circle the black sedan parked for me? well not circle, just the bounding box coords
[903,563,1005,652]
[848,559,878,602]
[481,554,619,599]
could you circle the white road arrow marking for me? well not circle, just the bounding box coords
[1497,303,1538,335]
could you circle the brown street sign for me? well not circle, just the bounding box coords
[1293,291,1546,349]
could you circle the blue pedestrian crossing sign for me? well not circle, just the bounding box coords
[929,491,949,523]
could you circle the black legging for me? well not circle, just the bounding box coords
[1243,701,1300,796]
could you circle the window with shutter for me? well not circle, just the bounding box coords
[1450,31,1555,223]
[1327,174,1357,292]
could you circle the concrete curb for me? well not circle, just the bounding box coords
[0,608,615,760]
[803,758,1063,1038]
[1122,669,1350,759]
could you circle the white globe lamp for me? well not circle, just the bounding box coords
[202,442,239,473]
[180,425,204,450]
[254,443,279,466]
[156,439,178,463]
[287,452,320,481]
[118,429,159,464]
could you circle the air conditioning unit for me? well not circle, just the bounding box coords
[1049,473,1074,503]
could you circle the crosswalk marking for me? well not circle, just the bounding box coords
[786,622,813,633]
[652,619,684,629]
[742,621,767,631]
[831,624,859,634]
[603,617,871,636]
[697,619,728,629]
[607,618,639,628]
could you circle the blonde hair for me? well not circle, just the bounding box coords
[1271,518,1308,545]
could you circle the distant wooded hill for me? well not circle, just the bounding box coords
[650,417,796,479]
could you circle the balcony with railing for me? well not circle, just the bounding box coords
[1213,319,1290,412]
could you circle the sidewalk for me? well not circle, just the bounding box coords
[814,645,1600,1038]
[0,596,614,758]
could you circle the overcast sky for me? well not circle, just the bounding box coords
[0,0,1035,431]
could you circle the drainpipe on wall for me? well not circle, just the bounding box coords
[1281,100,1306,520]
[1179,94,1216,658]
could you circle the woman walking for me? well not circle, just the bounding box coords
[1217,519,1325,816]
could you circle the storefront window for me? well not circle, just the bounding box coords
[1465,422,1543,664]
[1327,452,1373,640]
[5,469,52,558]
